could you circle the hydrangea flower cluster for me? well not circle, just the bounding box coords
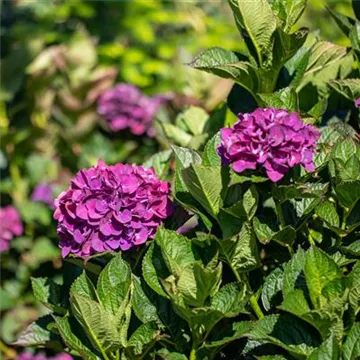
[31,183,54,209]
[97,83,169,136]
[217,108,320,182]
[17,352,72,360]
[54,160,173,257]
[0,206,23,253]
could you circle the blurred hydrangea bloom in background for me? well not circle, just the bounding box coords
[0,206,23,252]
[218,108,320,182]
[17,352,72,360]
[31,183,54,209]
[97,83,170,136]
[355,98,360,107]
[54,159,173,257]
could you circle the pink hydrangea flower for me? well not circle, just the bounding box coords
[355,98,360,107]
[54,160,173,257]
[31,183,54,209]
[16,352,72,360]
[97,83,169,136]
[217,108,320,182]
[0,206,23,253]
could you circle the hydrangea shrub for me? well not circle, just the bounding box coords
[0,206,23,252]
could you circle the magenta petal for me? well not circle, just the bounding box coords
[233,159,257,173]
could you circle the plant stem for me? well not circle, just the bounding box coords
[249,294,264,319]
[189,346,197,360]
[229,263,264,319]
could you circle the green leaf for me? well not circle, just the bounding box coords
[218,222,260,272]
[157,349,188,360]
[329,79,360,102]
[303,41,348,78]
[176,106,209,136]
[315,201,340,228]
[182,164,227,218]
[190,47,258,92]
[253,217,296,246]
[308,334,340,360]
[211,282,247,317]
[229,0,277,66]
[304,247,341,309]
[271,0,307,30]
[132,276,159,324]
[342,323,360,360]
[259,87,299,111]
[70,295,122,352]
[14,315,59,347]
[283,248,307,296]
[177,262,222,307]
[155,228,196,277]
[128,322,159,355]
[96,254,131,316]
[142,243,169,298]
[70,271,98,301]
[31,278,65,314]
[162,123,192,147]
[243,186,258,220]
[248,314,320,357]
[54,316,100,360]
[261,267,284,311]
[143,150,172,180]
[203,133,221,167]
[327,7,355,36]
[335,181,360,209]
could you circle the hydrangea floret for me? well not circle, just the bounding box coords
[54,159,173,257]
[31,183,54,208]
[17,352,72,360]
[97,83,169,136]
[0,206,23,252]
[217,107,320,182]
[355,98,360,108]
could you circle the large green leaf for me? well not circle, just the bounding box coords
[31,278,65,314]
[248,314,320,358]
[127,322,159,355]
[304,247,342,309]
[132,276,159,324]
[143,150,172,180]
[177,262,222,307]
[259,87,299,111]
[329,79,360,102]
[283,248,307,296]
[308,334,340,360]
[211,282,247,317]
[229,0,277,66]
[182,164,227,218]
[190,47,258,92]
[96,254,131,316]
[261,267,284,311]
[218,222,260,272]
[175,106,209,137]
[335,181,360,209]
[202,133,221,167]
[70,295,122,352]
[142,243,169,298]
[271,0,307,30]
[54,316,100,360]
[342,322,360,360]
[70,271,98,301]
[155,228,196,277]
[14,315,59,347]
[315,201,340,229]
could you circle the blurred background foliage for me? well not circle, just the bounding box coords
[0,0,356,358]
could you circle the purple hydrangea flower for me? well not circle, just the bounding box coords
[355,98,360,107]
[16,352,72,360]
[217,108,320,182]
[97,83,169,136]
[54,159,173,257]
[31,183,54,208]
[0,206,23,253]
